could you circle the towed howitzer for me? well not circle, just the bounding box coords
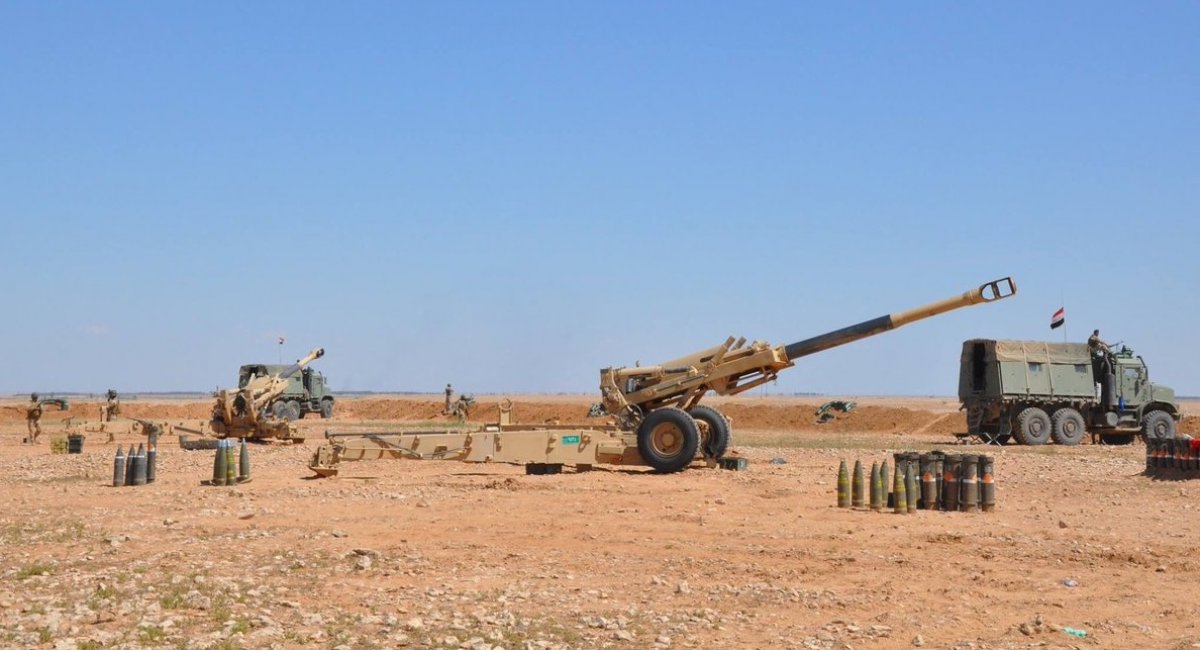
[212,347,324,443]
[310,279,1017,477]
[597,277,1017,471]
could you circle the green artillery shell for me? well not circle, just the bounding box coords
[960,454,979,512]
[943,454,960,512]
[239,439,250,482]
[212,440,227,486]
[869,462,882,511]
[124,444,137,486]
[851,459,865,508]
[132,443,147,486]
[904,463,918,513]
[837,459,851,508]
[225,440,236,485]
[893,462,907,514]
[880,460,891,509]
[980,455,996,512]
[112,447,126,488]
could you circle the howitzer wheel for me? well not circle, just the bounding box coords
[636,407,700,473]
[1142,410,1176,442]
[688,405,731,460]
[1013,406,1051,446]
[1051,408,1086,446]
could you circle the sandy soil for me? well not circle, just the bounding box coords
[1,396,1198,649]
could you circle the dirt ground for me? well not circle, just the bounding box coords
[2,395,1199,650]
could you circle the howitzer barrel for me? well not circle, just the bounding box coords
[279,348,325,379]
[783,277,1016,361]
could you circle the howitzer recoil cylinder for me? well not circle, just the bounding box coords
[783,277,1016,361]
[280,348,325,380]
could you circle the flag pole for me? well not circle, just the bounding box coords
[1062,290,1066,343]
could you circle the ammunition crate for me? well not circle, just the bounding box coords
[50,437,69,454]
[718,457,748,471]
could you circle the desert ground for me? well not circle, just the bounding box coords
[2,395,1199,650]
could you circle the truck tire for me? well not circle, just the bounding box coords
[636,407,700,473]
[1050,408,1087,446]
[1142,410,1176,441]
[1014,407,1051,445]
[285,400,302,422]
[271,401,289,420]
[320,399,334,419]
[688,405,730,460]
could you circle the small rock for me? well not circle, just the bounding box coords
[1157,565,1167,573]
[405,617,424,631]
[237,512,255,520]
[614,630,635,642]
[1058,520,1069,529]
[676,582,690,595]
[912,634,924,647]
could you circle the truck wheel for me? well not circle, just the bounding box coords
[1142,410,1176,441]
[1014,407,1051,445]
[272,401,289,420]
[1050,408,1086,446]
[688,405,730,460]
[636,407,700,473]
[285,400,302,421]
[320,399,334,419]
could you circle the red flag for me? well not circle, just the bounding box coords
[1050,307,1065,330]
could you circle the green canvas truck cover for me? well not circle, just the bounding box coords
[960,339,1094,401]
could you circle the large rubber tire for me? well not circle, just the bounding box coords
[320,399,334,419]
[285,400,302,422]
[1014,407,1051,445]
[271,401,289,420]
[636,407,700,473]
[1051,408,1087,446]
[1142,410,1176,442]
[688,405,731,460]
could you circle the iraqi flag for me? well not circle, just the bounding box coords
[1050,307,1065,330]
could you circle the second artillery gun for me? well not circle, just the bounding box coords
[311,278,1015,476]
[212,348,325,443]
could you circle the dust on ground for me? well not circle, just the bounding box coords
[0,395,1197,649]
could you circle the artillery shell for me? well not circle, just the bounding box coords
[147,443,157,484]
[238,439,250,482]
[212,440,227,486]
[112,447,126,488]
[224,439,236,485]
[960,454,979,513]
[851,460,865,508]
[893,462,907,514]
[980,455,996,512]
[943,454,960,512]
[869,462,882,511]
[132,443,147,486]
[930,451,946,510]
[837,459,851,508]
[880,460,891,509]
[904,463,918,514]
[920,454,937,510]
[124,444,137,486]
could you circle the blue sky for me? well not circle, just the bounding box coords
[1,2,1197,396]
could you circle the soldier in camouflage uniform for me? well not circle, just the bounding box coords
[1087,329,1110,357]
[101,389,121,422]
[444,384,453,415]
[26,393,43,444]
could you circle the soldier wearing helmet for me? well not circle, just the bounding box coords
[101,389,121,422]
[26,393,43,443]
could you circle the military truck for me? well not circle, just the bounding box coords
[959,339,1179,445]
[238,362,334,420]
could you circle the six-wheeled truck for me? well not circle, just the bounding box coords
[238,362,334,420]
[959,339,1179,445]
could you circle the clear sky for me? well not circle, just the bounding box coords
[2,2,1197,396]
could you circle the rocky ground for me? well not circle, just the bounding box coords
[1,396,1198,649]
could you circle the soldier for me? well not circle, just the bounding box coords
[101,389,121,422]
[1087,329,1110,357]
[443,384,453,415]
[26,393,43,444]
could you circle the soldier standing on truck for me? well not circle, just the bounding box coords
[1088,330,1111,399]
[1088,330,1110,357]
[26,393,43,444]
